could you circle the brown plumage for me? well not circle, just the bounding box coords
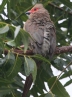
[24,4,56,58]
[23,4,56,97]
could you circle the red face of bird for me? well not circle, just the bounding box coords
[25,4,50,20]
[25,4,44,17]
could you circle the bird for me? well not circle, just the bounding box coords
[23,4,56,97]
[24,3,56,59]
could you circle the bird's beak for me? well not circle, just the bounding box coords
[25,10,31,15]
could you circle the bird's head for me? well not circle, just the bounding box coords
[26,4,44,18]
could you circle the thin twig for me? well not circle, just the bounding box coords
[50,61,72,91]
[48,3,72,15]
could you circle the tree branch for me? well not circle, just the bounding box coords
[48,3,72,15]
[22,74,33,97]
[4,45,72,56]
[55,45,72,55]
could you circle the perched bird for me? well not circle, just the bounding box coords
[23,4,56,97]
[24,3,56,58]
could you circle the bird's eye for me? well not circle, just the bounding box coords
[34,8,37,11]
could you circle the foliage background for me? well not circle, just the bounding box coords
[0,0,72,97]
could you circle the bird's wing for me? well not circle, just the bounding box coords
[49,26,56,58]
[42,23,56,57]
[25,20,44,43]
[24,20,44,54]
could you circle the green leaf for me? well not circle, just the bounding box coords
[6,55,22,79]
[0,88,11,96]
[10,0,19,9]
[21,30,29,52]
[14,26,21,39]
[0,25,9,34]
[0,0,8,13]
[6,52,15,61]
[7,40,16,47]
[39,92,54,97]
[48,77,70,97]
[0,58,6,66]
[42,63,53,76]
[0,39,4,52]
[64,79,72,87]
[32,54,51,65]
[60,70,72,79]
[0,87,18,96]
[54,58,66,71]
[24,57,37,82]
[0,78,14,86]
[14,79,24,88]
[13,76,24,88]
[7,0,11,18]
[45,93,54,97]
[30,66,48,96]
